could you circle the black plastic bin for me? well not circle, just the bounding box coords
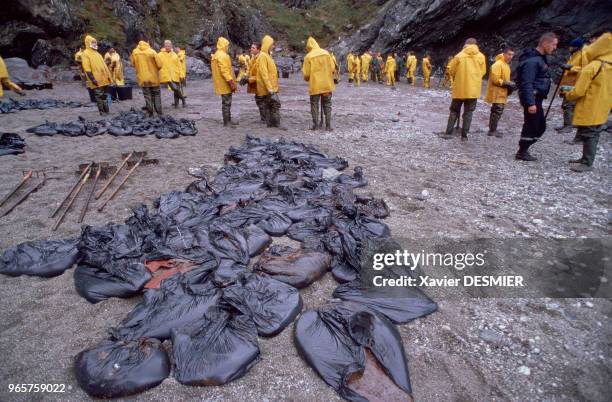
[116,86,133,100]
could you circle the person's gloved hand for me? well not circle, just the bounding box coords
[229,80,237,92]
[269,92,280,103]
[239,76,249,86]
[561,63,573,70]
[91,79,98,87]
[502,80,517,90]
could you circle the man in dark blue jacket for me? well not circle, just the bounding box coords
[515,32,558,161]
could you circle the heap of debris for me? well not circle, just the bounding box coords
[26,109,198,139]
[0,98,89,114]
[0,136,436,400]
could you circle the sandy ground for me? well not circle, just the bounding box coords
[0,75,610,402]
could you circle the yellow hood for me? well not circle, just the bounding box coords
[462,44,480,56]
[261,35,274,54]
[306,37,319,52]
[84,35,96,48]
[585,32,612,61]
[495,53,504,62]
[138,41,150,51]
[216,37,230,53]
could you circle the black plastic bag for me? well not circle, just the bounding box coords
[0,133,26,156]
[223,273,302,336]
[74,338,170,398]
[0,238,79,278]
[332,279,437,324]
[74,261,152,303]
[294,304,412,402]
[254,245,331,288]
[172,308,260,386]
[111,275,221,341]
[243,224,272,257]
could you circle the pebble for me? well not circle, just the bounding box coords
[479,328,504,346]
[415,189,430,201]
[532,219,543,225]
[518,365,531,375]
[584,301,594,308]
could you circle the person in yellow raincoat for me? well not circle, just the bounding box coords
[441,38,486,140]
[104,48,125,87]
[242,42,267,123]
[256,35,284,129]
[347,52,355,82]
[81,35,113,115]
[303,37,336,131]
[422,53,432,88]
[385,53,396,88]
[564,32,611,172]
[484,48,515,137]
[352,54,361,86]
[441,56,453,89]
[155,40,186,108]
[237,51,249,81]
[211,37,238,127]
[0,55,24,98]
[406,51,417,85]
[361,51,372,82]
[557,38,589,134]
[176,47,187,87]
[130,39,161,116]
[74,48,87,86]
[331,52,340,83]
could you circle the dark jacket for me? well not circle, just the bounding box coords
[516,48,552,107]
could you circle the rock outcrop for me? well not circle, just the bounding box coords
[334,0,611,71]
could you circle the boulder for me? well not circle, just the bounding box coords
[31,38,72,67]
[185,56,211,78]
[3,58,53,90]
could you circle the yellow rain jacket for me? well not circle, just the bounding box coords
[155,48,181,83]
[74,50,83,63]
[130,41,160,87]
[560,47,589,87]
[211,37,235,95]
[302,37,335,95]
[178,49,187,80]
[256,35,279,96]
[237,54,249,80]
[347,53,355,79]
[0,55,23,97]
[247,53,259,94]
[448,44,486,99]
[484,54,511,104]
[385,55,396,85]
[361,52,372,80]
[406,55,417,74]
[81,35,112,89]
[104,52,125,86]
[565,33,612,126]
[422,56,432,87]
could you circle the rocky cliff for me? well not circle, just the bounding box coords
[2,0,609,72]
[333,0,611,73]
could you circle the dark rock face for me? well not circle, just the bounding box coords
[282,0,320,8]
[334,0,612,71]
[2,0,271,68]
[31,38,72,68]
[1,0,85,64]
[188,1,271,50]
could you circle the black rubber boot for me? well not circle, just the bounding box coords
[442,111,459,138]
